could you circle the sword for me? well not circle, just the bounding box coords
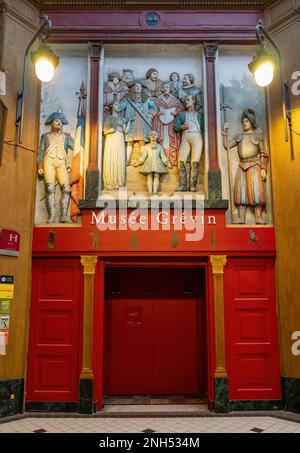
[126,98,153,129]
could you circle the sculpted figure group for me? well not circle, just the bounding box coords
[37,68,269,225]
[103,68,204,195]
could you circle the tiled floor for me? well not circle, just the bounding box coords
[101,404,208,413]
[0,415,300,433]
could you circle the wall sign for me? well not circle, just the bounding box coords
[0,332,6,355]
[0,275,14,298]
[0,229,20,256]
[0,314,9,330]
[145,12,160,27]
[0,300,11,314]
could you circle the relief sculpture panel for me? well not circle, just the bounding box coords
[101,44,205,197]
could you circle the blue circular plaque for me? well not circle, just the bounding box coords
[145,12,160,27]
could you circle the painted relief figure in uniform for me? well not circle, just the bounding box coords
[154,83,184,165]
[104,72,128,107]
[121,69,135,89]
[179,74,202,112]
[225,109,268,224]
[119,82,157,163]
[37,112,74,223]
[134,130,172,194]
[103,101,126,190]
[141,68,164,99]
[174,95,204,192]
[169,72,182,99]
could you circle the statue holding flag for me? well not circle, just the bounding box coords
[69,82,86,223]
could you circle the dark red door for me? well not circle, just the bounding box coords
[105,267,204,395]
[26,259,82,402]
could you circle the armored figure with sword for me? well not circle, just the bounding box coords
[223,107,269,224]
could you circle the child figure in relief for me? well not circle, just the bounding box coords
[134,130,172,195]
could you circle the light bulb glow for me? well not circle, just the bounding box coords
[35,58,55,82]
[254,61,274,87]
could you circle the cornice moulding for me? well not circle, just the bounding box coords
[27,0,277,9]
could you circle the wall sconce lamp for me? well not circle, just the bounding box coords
[248,20,294,157]
[15,15,59,145]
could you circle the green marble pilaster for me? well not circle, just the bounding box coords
[208,170,222,201]
[79,378,94,414]
[214,377,229,413]
[85,170,99,201]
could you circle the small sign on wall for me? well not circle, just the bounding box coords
[0,300,11,314]
[0,275,14,298]
[0,229,20,256]
[0,314,9,330]
[0,331,6,355]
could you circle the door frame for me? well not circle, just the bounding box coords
[93,258,215,410]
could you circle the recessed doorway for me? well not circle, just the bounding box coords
[103,266,207,402]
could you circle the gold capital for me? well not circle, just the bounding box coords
[210,255,227,274]
[80,256,98,275]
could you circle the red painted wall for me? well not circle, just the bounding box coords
[30,209,279,405]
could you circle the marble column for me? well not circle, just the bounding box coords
[79,256,98,414]
[85,43,102,201]
[210,255,229,413]
[204,43,222,201]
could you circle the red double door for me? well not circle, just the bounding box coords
[104,267,206,396]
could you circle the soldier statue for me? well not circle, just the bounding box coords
[224,108,269,224]
[37,112,74,223]
[173,95,204,192]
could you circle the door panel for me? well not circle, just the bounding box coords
[224,258,281,400]
[26,259,82,402]
[107,293,153,395]
[105,267,203,396]
[153,294,199,394]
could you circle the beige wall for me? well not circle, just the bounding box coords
[265,0,300,377]
[0,0,39,379]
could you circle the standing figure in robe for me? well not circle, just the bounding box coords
[103,101,127,190]
[153,82,184,165]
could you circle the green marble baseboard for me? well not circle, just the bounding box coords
[230,400,283,411]
[282,376,300,413]
[0,378,24,418]
[25,402,79,412]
